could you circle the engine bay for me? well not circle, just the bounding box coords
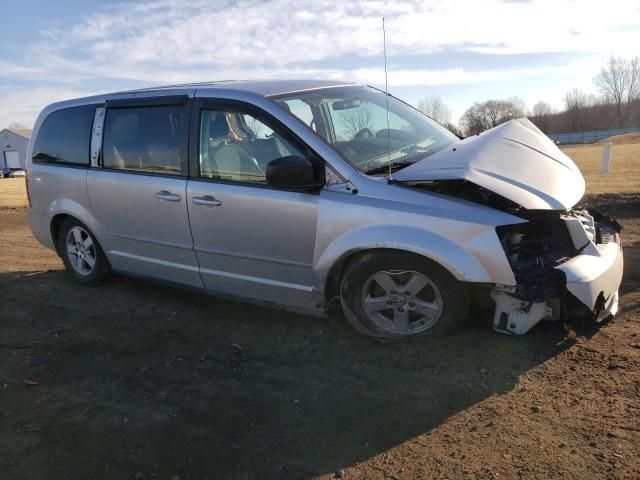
[496,211,578,302]
[492,208,621,334]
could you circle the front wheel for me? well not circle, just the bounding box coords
[340,251,469,338]
[58,218,110,286]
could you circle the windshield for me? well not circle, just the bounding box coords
[272,86,457,174]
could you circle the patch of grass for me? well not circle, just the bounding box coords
[598,132,640,145]
[561,141,640,196]
[0,178,28,209]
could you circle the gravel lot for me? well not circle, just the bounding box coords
[1,154,639,479]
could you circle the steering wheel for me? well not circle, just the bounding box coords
[354,128,374,139]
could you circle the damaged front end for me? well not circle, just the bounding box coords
[394,118,624,335]
[406,178,624,335]
[493,208,623,335]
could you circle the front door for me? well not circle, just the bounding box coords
[186,100,321,309]
[87,97,202,288]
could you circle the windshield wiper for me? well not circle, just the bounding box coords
[364,160,416,175]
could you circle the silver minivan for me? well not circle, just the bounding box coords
[26,80,623,338]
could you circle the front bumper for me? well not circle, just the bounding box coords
[556,241,623,322]
[492,227,623,335]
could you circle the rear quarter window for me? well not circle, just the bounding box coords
[33,105,95,165]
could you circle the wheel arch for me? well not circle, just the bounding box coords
[47,199,109,256]
[50,213,70,255]
[318,224,514,303]
[325,248,420,304]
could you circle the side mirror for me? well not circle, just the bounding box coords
[266,155,322,190]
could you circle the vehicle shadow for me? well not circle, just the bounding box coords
[0,269,582,479]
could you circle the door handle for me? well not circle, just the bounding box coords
[192,195,222,207]
[154,190,181,202]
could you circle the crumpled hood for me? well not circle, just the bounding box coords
[394,118,586,210]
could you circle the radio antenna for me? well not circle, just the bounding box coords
[382,17,392,180]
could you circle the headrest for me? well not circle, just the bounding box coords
[110,113,138,143]
[210,113,230,137]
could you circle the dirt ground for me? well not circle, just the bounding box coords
[1,140,640,479]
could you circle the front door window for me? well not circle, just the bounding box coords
[199,109,306,184]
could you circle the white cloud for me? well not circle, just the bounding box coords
[30,0,640,69]
[352,57,604,87]
[1,0,639,127]
[0,86,105,128]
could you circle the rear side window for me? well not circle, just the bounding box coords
[33,105,94,165]
[102,106,187,176]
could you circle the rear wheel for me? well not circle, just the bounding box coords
[58,218,110,286]
[340,251,468,338]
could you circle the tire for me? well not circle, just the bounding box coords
[340,250,469,339]
[58,218,110,286]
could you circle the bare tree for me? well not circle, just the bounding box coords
[444,122,462,137]
[341,106,372,139]
[417,96,452,125]
[563,88,597,132]
[531,101,554,133]
[563,88,593,110]
[630,57,640,105]
[8,121,28,130]
[508,96,528,117]
[460,99,526,136]
[532,101,553,117]
[593,56,640,127]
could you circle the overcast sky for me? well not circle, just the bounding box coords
[1,0,639,129]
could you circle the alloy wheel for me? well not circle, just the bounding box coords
[65,226,97,276]
[360,269,443,335]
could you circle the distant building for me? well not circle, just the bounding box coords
[1,128,31,171]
